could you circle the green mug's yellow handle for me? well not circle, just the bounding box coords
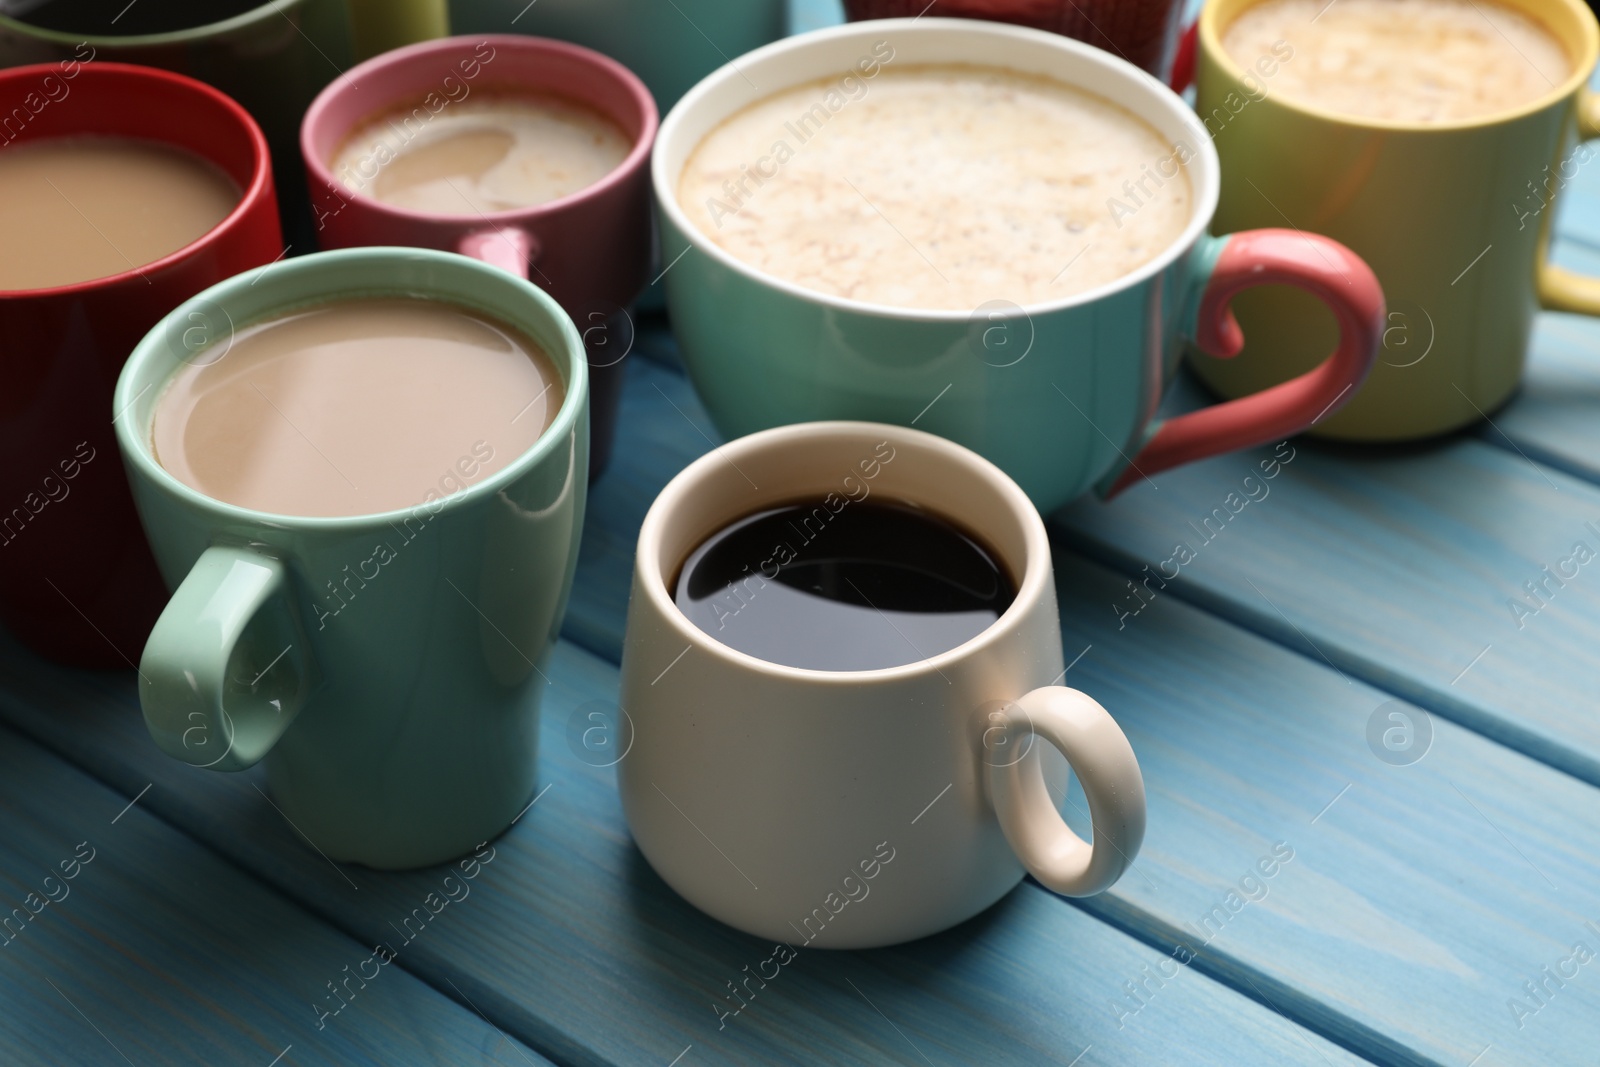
[1538,88,1600,315]
[345,0,449,61]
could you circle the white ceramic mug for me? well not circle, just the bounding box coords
[617,421,1146,948]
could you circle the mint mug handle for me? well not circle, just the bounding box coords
[1100,228,1385,498]
[140,545,313,772]
[984,687,1146,897]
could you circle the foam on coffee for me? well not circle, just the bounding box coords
[0,136,239,291]
[676,64,1191,311]
[153,298,564,517]
[1222,0,1570,123]
[333,94,631,215]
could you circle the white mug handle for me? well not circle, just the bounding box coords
[984,686,1146,897]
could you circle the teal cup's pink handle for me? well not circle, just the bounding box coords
[140,545,314,772]
[1102,228,1385,498]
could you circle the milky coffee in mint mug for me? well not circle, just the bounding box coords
[114,247,588,869]
[652,18,1385,514]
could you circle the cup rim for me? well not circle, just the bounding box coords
[112,246,589,530]
[300,33,659,228]
[634,420,1053,685]
[652,16,1220,323]
[0,62,274,300]
[0,0,306,48]
[1199,0,1600,133]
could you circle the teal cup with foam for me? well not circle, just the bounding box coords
[652,19,1386,514]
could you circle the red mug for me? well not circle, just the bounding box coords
[300,35,658,481]
[843,0,1196,85]
[0,62,282,669]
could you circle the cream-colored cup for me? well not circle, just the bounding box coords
[617,421,1145,948]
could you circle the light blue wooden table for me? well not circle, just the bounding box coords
[4,2,1600,1064]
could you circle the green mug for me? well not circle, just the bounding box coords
[0,0,450,242]
[1191,0,1600,440]
[112,248,588,870]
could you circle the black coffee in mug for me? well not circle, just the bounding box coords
[675,499,1017,672]
[0,0,263,35]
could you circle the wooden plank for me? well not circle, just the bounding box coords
[0,635,1370,1067]
[1047,552,1600,1067]
[569,354,707,660]
[0,722,548,1066]
[1052,417,1600,789]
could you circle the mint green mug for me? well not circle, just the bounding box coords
[112,248,588,870]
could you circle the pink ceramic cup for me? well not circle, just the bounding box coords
[300,35,658,479]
